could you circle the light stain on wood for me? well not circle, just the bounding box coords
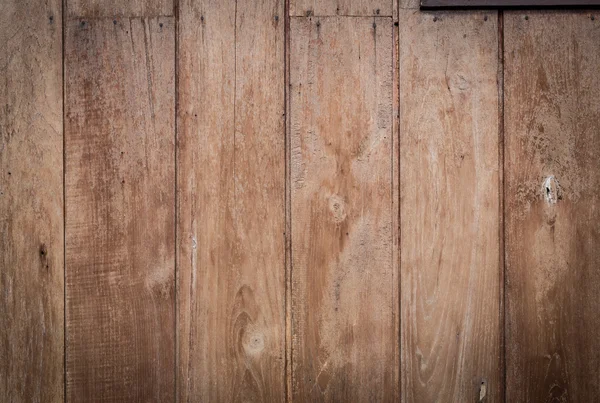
[399,10,502,402]
[65,17,175,402]
[177,0,285,401]
[0,0,63,401]
[505,11,600,402]
[290,16,396,402]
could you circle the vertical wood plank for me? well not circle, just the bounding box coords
[399,11,501,402]
[290,16,396,402]
[289,0,392,17]
[65,17,175,402]
[0,1,63,401]
[505,11,600,402]
[68,0,173,18]
[177,0,286,401]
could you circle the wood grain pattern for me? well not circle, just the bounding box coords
[290,16,396,402]
[290,0,392,16]
[65,17,175,402]
[177,0,285,401]
[399,11,501,402]
[504,11,600,402]
[0,1,63,401]
[68,0,172,18]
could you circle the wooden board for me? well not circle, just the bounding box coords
[0,1,63,401]
[504,11,600,402]
[399,11,501,402]
[290,16,396,402]
[65,17,175,402]
[290,0,392,16]
[177,0,286,401]
[68,0,172,18]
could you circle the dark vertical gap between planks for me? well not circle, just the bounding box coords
[397,3,405,401]
[498,10,506,403]
[62,0,67,401]
[391,0,401,399]
[233,0,237,203]
[394,0,401,399]
[174,0,179,400]
[284,0,292,401]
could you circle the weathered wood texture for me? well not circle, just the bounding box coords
[290,0,392,16]
[399,11,501,402]
[0,1,63,402]
[65,17,175,402]
[177,0,286,401]
[68,0,172,18]
[290,16,396,402]
[5,1,600,401]
[505,11,600,402]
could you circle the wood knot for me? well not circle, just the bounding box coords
[39,243,49,270]
[328,195,347,224]
[243,328,265,354]
[450,73,470,91]
[543,176,561,204]
[479,379,487,401]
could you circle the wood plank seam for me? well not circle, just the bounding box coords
[62,0,67,401]
[173,0,179,400]
[285,0,293,402]
[498,9,506,403]
[393,0,401,399]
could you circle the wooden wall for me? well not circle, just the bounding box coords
[1,0,599,402]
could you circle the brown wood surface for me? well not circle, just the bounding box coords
[68,0,172,18]
[290,0,392,16]
[4,2,600,401]
[177,0,286,401]
[399,10,501,402]
[290,16,396,402]
[65,17,175,402]
[0,1,63,401]
[504,11,600,402]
